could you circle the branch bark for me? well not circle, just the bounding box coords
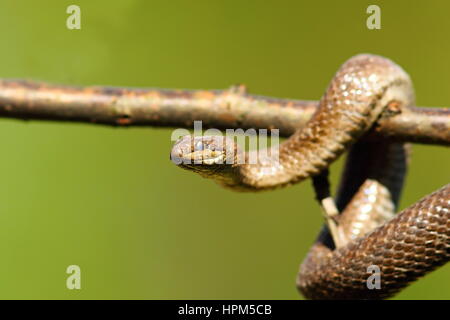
[0,79,448,145]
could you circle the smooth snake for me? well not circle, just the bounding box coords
[170,54,450,299]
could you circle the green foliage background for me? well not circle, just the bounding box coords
[0,0,448,299]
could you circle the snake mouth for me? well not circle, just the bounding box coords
[180,149,226,165]
[170,135,236,166]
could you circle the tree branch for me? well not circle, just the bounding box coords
[0,79,448,145]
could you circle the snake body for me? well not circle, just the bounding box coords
[170,54,450,299]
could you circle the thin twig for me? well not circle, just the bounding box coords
[0,80,448,145]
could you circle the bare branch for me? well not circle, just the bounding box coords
[0,80,448,145]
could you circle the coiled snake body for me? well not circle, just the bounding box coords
[171,54,450,299]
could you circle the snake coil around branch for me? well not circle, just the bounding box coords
[170,54,450,300]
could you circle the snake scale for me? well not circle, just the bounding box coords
[170,54,450,299]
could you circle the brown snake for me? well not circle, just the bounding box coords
[170,54,450,299]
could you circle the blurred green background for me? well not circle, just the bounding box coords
[0,0,448,299]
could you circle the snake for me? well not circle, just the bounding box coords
[170,54,450,299]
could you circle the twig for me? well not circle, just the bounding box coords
[0,80,448,145]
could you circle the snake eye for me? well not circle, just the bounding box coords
[194,140,204,151]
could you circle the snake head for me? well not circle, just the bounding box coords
[170,134,282,191]
[170,135,240,177]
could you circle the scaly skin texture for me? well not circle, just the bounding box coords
[335,141,410,241]
[238,55,414,189]
[171,54,450,299]
[298,139,412,299]
[298,184,450,299]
